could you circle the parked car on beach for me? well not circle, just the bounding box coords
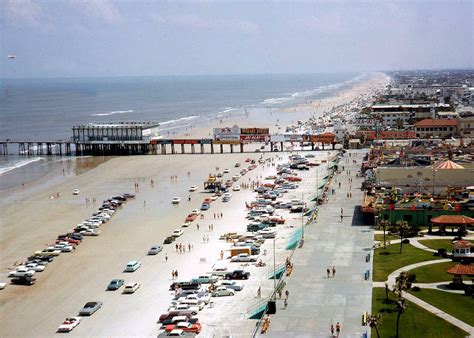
[107,279,125,291]
[124,260,141,272]
[57,317,81,332]
[230,253,258,262]
[212,286,235,297]
[123,282,140,294]
[172,229,184,237]
[148,245,163,255]
[79,301,102,316]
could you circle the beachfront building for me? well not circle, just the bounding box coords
[414,118,458,138]
[371,103,452,128]
[72,122,161,143]
[457,111,474,138]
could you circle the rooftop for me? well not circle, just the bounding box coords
[414,119,458,127]
[446,264,474,276]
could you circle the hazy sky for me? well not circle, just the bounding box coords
[0,0,472,78]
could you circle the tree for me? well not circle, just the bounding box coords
[395,118,404,130]
[368,314,382,338]
[396,220,410,254]
[380,219,389,250]
[393,271,410,338]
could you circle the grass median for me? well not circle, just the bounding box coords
[373,243,440,282]
[419,239,473,252]
[407,288,474,327]
[371,288,468,338]
[408,261,455,283]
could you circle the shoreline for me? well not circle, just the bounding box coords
[0,72,385,194]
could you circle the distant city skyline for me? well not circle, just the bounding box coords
[1,0,472,78]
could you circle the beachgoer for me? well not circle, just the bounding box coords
[165,253,168,262]
[284,298,288,308]
[332,266,336,277]
[196,223,200,230]
[327,268,330,278]
[336,322,341,337]
[331,324,335,337]
[220,250,224,260]
[257,286,261,298]
[285,290,289,299]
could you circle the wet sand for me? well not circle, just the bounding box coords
[0,73,385,337]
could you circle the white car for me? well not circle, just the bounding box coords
[216,280,244,291]
[80,229,101,236]
[216,172,223,177]
[8,267,36,278]
[186,294,211,305]
[123,282,140,294]
[57,317,81,332]
[212,286,235,297]
[169,303,200,315]
[172,229,184,237]
[25,263,46,272]
[54,244,74,252]
[223,169,230,173]
[232,174,241,181]
[0,282,6,290]
[210,195,219,201]
[230,253,258,262]
[172,197,181,204]
[189,186,198,192]
[232,185,241,191]
[72,189,80,195]
[182,221,191,228]
[180,298,206,310]
[190,209,201,216]
[34,248,61,256]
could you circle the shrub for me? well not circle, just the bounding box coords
[412,286,421,291]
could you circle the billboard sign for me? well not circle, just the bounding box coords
[212,139,241,145]
[240,127,269,135]
[173,139,198,145]
[240,135,269,142]
[213,125,241,140]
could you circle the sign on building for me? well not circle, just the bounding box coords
[213,125,241,140]
[240,128,270,135]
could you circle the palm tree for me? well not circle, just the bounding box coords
[393,271,410,338]
[367,314,382,338]
[396,220,409,254]
[395,297,407,338]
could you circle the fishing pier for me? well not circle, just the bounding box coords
[0,122,339,156]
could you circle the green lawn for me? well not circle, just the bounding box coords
[373,243,440,282]
[407,288,474,327]
[408,261,457,283]
[374,234,399,242]
[372,288,468,338]
[419,239,473,252]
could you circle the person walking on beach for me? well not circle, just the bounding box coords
[171,270,175,280]
[336,322,341,337]
[327,268,330,278]
[257,286,261,298]
[285,290,289,299]
[284,298,288,308]
[188,243,191,252]
[220,250,224,260]
[175,270,179,279]
[332,266,336,278]
[203,234,206,242]
[175,244,178,252]
[330,324,335,337]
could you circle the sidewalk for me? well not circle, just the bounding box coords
[264,150,373,337]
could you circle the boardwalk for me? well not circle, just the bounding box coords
[264,149,373,338]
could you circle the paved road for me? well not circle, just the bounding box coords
[265,149,374,338]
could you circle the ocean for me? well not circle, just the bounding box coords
[0,72,363,189]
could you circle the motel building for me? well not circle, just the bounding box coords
[414,118,458,138]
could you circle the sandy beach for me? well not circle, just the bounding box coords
[0,73,385,337]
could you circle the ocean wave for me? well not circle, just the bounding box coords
[0,157,44,176]
[261,73,365,106]
[159,115,200,126]
[92,110,134,116]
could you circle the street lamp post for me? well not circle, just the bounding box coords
[273,237,276,298]
[301,192,304,239]
[432,169,437,196]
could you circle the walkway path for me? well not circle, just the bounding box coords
[264,149,374,338]
[372,255,474,335]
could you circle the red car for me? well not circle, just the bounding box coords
[185,214,197,222]
[57,237,80,245]
[203,198,212,204]
[164,322,202,334]
[286,176,302,182]
[245,158,251,162]
[271,217,285,224]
